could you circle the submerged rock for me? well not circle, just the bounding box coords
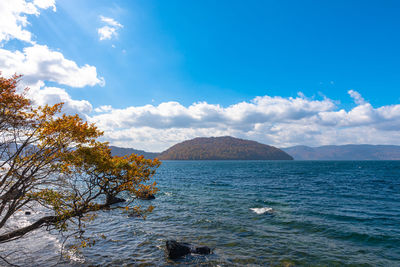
[165,240,211,259]
[138,191,155,200]
[106,195,126,205]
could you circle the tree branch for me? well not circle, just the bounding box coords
[0,203,109,243]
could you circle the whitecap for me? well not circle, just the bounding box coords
[250,207,273,214]
[63,248,85,264]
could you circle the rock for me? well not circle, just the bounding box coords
[138,194,155,200]
[128,212,140,218]
[166,240,191,259]
[106,195,126,205]
[192,246,211,255]
[25,211,31,215]
[138,190,155,200]
[165,240,212,259]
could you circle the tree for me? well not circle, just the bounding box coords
[0,74,160,264]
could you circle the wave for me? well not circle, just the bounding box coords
[3,207,85,265]
[250,207,273,214]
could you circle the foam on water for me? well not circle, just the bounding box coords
[2,206,85,265]
[250,207,273,214]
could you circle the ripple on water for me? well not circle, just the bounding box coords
[4,161,400,266]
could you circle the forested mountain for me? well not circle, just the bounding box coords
[158,136,293,160]
[109,146,159,159]
[110,142,400,161]
[282,145,400,160]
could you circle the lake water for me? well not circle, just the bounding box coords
[5,161,400,266]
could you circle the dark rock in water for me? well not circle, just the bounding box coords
[25,211,31,215]
[166,240,191,259]
[192,246,211,255]
[128,212,141,218]
[106,195,126,205]
[165,240,212,259]
[138,192,155,200]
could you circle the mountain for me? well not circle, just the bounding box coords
[158,136,293,160]
[110,143,400,161]
[282,145,400,160]
[109,146,159,159]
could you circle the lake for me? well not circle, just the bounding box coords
[5,161,400,266]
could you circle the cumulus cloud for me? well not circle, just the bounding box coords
[98,16,123,41]
[88,91,400,151]
[0,44,104,87]
[94,105,113,113]
[0,0,55,44]
[90,96,336,131]
[26,83,92,117]
[0,0,102,117]
[1,0,399,151]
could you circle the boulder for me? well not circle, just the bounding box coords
[192,246,211,255]
[165,240,211,259]
[166,240,191,259]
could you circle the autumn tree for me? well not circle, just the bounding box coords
[0,74,160,264]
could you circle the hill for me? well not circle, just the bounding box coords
[158,136,293,160]
[282,145,400,160]
[109,146,159,159]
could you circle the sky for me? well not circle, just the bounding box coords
[1,0,400,152]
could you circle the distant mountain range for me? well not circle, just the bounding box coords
[109,146,159,159]
[110,139,400,160]
[282,145,400,160]
[158,136,293,160]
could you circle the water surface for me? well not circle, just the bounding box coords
[5,161,400,266]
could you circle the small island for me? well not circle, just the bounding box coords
[158,136,293,160]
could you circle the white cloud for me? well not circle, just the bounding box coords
[99,16,122,28]
[0,0,101,118]
[0,1,103,89]
[88,91,400,151]
[98,16,123,41]
[0,0,55,44]
[33,0,56,11]
[90,95,336,131]
[0,0,100,121]
[348,89,366,105]
[1,1,399,151]
[0,44,104,87]
[98,26,117,41]
[27,83,92,117]
[94,105,113,113]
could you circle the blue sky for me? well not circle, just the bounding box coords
[1,0,400,151]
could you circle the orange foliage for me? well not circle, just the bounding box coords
[0,74,160,250]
